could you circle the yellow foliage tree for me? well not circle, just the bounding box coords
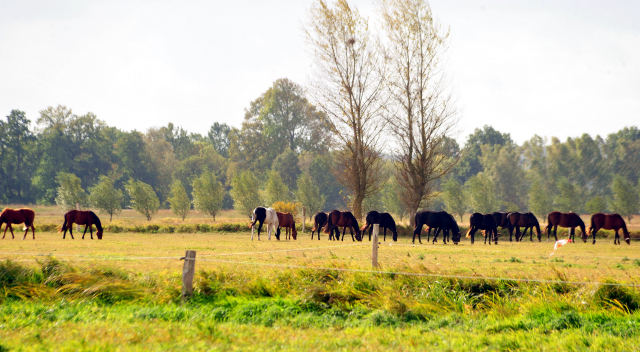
[271,201,300,220]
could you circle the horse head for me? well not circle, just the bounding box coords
[355,228,363,242]
[451,231,461,244]
[392,230,398,242]
[292,226,297,240]
[581,228,588,243]
[97,229,103,240]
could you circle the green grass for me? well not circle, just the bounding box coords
[1,257,640,350]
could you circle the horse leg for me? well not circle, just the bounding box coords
[592,227,597,245]
[2,224,7,239]
[341,226,347,241]
[350,226,355,242]
[383,227,386,241]
[8,225,15,239]
[614,229,619,245]
[82,225,89,239]
[22,225,29,240]
[90,225,94,240]
[369,226,373,241]
[69,224,74,239]
[569,227,575,242]
[553,226,558,242]
[433,228,442,244]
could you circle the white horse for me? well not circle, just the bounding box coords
[250,207,279,241]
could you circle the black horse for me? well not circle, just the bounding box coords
[492,212,513,241]
[360,211,398,242]
[507,212,542,242]
[310,211,328,240]
[466,213,498,245]
[413,210,461,245]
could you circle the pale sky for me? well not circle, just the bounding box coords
[1,0,638,145]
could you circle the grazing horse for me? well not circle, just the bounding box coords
[360,211,398,242]
[249,207,279,241]
[466,213,498,245]
[311,212,328,240]
[492,212,513,241]
[589,213,630,245]
[324,210,362,241]
[546,211,586,243]
[507,212,541,242]
[60,210,104,240]
[413,210,462,245]
[276,212,297,240]
[0,208,36,240]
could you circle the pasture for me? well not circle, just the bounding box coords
[1,227,640,351]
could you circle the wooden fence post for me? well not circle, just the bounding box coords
[181,250,196,303]
[302,207,306,233]
[372,224,379,268]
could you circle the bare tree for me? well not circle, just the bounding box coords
[378,0,459,226]
[304,0,387,219]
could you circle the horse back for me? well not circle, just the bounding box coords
[339,211,358,228]
[593,213,626,231]
[380,212,396,228]
[264,208,278,226]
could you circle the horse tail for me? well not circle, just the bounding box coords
[59,217,68,233]
[249,210,258,229]
[465,227,472,238]
[324,213,334,233]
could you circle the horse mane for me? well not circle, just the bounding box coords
[90,211,103,230]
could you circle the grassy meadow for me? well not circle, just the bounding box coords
[1,206,640,350]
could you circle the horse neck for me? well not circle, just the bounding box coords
[91,212,102,230]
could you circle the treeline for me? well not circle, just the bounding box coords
[2,87,639,221]
[438,125,640,221]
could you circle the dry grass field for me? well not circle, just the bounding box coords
[2,206,640,351]
[1,229,639,285]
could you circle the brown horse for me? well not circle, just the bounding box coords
[311,211,328,240]
[546,211,585,243]
[589,213,630,245]
[276,212,297,240]
[0,208,36,240]
[60,210,103,240]
[507,212,542,242]
[324,210,361,241]
[492,212,513,241]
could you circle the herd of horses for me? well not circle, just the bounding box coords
[250,206,632,245]
[0,205,630,246]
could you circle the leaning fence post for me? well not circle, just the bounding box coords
[302,207,306,233]
[181,250,196,303]
[372,224,379,268]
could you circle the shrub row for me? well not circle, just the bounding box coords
[34,222,250,234]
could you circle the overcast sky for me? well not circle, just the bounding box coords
[1,0,638,145]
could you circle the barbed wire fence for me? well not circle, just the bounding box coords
[1,224,640,303]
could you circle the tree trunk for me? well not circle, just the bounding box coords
[353,194,364,221]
